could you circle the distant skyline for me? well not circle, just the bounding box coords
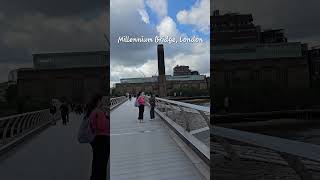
[214,0,320,47]
[0,0,108,83]
[110,0,210,87]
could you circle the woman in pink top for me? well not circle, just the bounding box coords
[137,92,145,123]
[86,94,109,180]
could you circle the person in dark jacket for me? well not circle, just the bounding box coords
[60,102,69,125]
[50,102,57,125]
[149,93,156,120]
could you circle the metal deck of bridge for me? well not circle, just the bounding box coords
[0,113,92,179]
[110,99,206,180]
[0,98,206,180]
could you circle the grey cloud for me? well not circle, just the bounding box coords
[0,0,107,18]
[0,0,109,82]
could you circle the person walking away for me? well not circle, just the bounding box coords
[137,92,145,123]
[60,102,68,125]
[86,94,109,180]
[224,96,230,113]
[50,102,57,125]
[135,92,140,120]
[66,103,70,124]
[129,94,132,101]
[149,93,156,120]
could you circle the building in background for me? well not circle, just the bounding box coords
[212,11,310,90]
[309,47,320,85]
[261,29,287,44]
[212,10,261,45]
[0,82,8,103]
[33,51,107,69]
[115,73,208,96]
[173,65,200,76]
[173,65,191,76]
[15,51,108,105]
[211,10,320,112]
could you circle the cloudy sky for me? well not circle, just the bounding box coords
[110,0,210,87]
[0,0,108,82]
[214,0,320,47]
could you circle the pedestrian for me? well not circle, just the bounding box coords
[66,103,70,123]
[50,101,57,125]
[137,92,145,123]
[86,94,109,180]
[60,102,69,125]
[224,96,229,113]
[149,93,156,120]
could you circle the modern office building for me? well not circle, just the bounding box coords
[211,10,318,112]
[211,10,261,45]
[16,51,109,105]
[212,10,311,90]
[173,65,192,76]
[115,74,208,96]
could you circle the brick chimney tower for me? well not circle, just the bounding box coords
[157,44,167,97]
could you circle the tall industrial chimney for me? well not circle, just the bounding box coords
[157,44,167,97]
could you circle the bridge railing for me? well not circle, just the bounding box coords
[0,109,60,148]
[212,126,320,180]
[110,96,127,110]
[214,109,320,123]
[145,96,210,165]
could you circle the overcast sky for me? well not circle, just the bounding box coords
[110,0,210,87]
[0,0,108,82]
[214,0,320,47]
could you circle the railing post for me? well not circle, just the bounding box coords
[10,117,20,137]
[2,119,13,141]
[178,105,190,132]
[165,103,170,116]
[169,104,177,122]
[198,110,210,127]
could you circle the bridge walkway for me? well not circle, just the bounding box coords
[110,99,206,180]
[0,113,92,180]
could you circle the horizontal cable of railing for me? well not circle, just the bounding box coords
[110,96,127,110]
[212,126,320,179]
[145,96,210,165]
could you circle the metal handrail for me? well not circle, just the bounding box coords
[110,96,127,110]
[212,126,320,179]
[145,96,210,165]
[156,97,210,113]
[213,109,320,124]
[0,109,60,145]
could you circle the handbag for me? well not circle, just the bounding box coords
[78,115,95,143]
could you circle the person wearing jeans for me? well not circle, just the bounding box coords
[149,93,156,120]
[137,92,145,123]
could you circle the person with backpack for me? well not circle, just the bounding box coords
[84,94,109,180]
[149,93,156,120]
